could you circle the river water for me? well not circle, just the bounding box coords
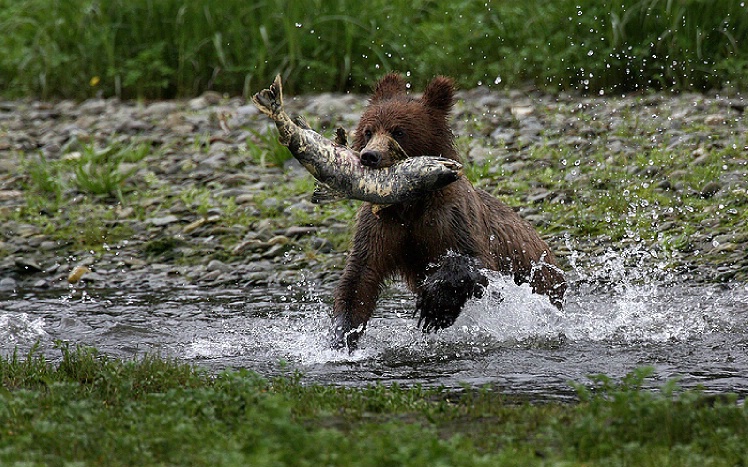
[2,247,747,400]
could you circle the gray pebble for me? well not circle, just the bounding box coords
[0,277,17,291]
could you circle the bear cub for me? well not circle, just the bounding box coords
[331,73,566,351]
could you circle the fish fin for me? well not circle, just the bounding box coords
[251,74,284,117]
[294,115,312,130]
[334,127,348,146]
[312,183,348,204]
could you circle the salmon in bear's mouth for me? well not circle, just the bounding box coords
[251,74,462,206]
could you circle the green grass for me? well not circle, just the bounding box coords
[1,345,747,465]
[72,142,150,202]
[0,0,745,99]
[245,127,295,168]
[21,141,151,204]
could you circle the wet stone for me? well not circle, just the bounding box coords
[262,243,291,259]
[78,99,108,115]
[262,197,283,213]
[527,190,554,204]
[490,127,515,144]
[206,259,231,273]
[232,239,267,255]
[234,194,255,205]
[310,236,333,254]
[284,226,319,238]
[118,119,152,133]
[148,215,180,226]
[15,258,43,274]
[141,101,179,118]
[700,181,722,198]
[31,279,50,288]
[0,277,17,291]
[713,242,738,253]
[0,190,22,200]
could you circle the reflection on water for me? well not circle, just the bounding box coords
[1,247,748,400]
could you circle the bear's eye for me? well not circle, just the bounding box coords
[363,129,373,141]
[391,128,405,140]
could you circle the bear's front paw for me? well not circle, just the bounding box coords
[416,290,464,332]
[330,314,362,352]
[416,254,488,332]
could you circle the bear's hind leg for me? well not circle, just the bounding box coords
[416,253,488,332]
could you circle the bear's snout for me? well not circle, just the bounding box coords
[360,149,384,168]
[360,133,396,169]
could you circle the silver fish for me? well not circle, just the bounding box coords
[251,75,462,205]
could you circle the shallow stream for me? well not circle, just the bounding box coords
[2,247,747,400]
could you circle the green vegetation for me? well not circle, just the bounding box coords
[72,142,150,201]
[0,346,745,466]
[22,142,150,204]
[1,0,745,99]
[466,116,748,262]
[12,142,152,251]
[246,128,295,168]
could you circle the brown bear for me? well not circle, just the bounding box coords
[331,73,566,351]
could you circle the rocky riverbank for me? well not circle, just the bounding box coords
[1,86,746,294]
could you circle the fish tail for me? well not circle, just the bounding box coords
[252,74,284,117]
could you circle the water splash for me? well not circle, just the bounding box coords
[182,241,733,369]
[424,241,717,348]
[0,313,48,350]
[2,247,746,394]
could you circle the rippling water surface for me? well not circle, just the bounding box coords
[2,248,747,400]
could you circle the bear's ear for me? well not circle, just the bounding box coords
[371,73,407,103]
[422,76,455,113]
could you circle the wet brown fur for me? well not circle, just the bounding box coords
[332,73,566,349]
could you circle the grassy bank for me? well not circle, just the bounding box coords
[0,0,746,99]
[1,344,746,466]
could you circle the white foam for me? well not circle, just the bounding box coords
[0,313,48,344]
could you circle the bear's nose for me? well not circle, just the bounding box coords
[360,149,383,168]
